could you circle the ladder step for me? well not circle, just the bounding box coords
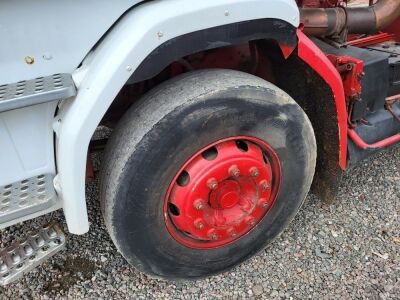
[0,73,76,113]
[0,174,59,228]
[0,223,66,286]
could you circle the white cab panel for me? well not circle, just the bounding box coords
[0,102,58,186]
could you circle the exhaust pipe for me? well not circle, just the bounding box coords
[300,0,400,37]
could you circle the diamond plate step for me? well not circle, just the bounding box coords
[0,174,60,228]
[0,223,66,286]
[0,73,76,113]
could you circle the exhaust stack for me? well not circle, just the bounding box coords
[300,0,400,37]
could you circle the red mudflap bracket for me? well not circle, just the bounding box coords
[296,30,348,170]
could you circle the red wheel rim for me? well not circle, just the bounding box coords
[164,136,281,249]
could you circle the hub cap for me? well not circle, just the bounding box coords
[164,137,281,249]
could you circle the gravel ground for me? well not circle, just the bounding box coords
[0,144,399,299]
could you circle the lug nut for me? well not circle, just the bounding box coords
[210,234,218,240]
[259,180,270,191]
[229,165,240,178]
[250,167,259,178]
[194,218,205,229]
[245,216,256,227]
[257,198,269,208]
[193,199,205,210]
[226,227,237,238]
[207,229,218,240]
[207,178,218,190]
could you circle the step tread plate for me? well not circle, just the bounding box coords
[0,223,66,286]
[0,73,76,113]
[0,174,57,226]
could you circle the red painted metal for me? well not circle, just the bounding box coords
[297,30,348,170]
[386,17,400,41]
[326,55,364,101]
[278,42,296,59]
[299,0,345,7]
[86,153,95,182]
[347,33,394,48]
[348,129,400,150]
[164,137,281,249]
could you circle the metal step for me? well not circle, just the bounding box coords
[0,73,76,113]
[0,174,61,229]
[0,223,66,286]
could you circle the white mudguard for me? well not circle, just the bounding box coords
[56,0,299,234]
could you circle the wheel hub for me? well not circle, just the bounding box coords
[209,180,240,209]
[164,137,281,249]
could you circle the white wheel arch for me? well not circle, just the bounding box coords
[56,0,299,234]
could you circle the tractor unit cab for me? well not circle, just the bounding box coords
[0,0,399,284]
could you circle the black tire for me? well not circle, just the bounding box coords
[100,69,316,279]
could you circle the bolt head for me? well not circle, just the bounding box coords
[259,180,270,191]
[193,199,205,210]
[25,56,34,65]
[245,216,256,227]
[207,178,218,190]
[258,198,269,208]
[250,167,260,178]
[229,165,240,178]
[226,227,237,238]
[207,229,218,240]
[194,218,205,229]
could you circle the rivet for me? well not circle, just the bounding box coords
[25,56,34,65]
[224,11,230,16]
[157,31,164,38]
[229,165,240,178]
[126,66,132,72]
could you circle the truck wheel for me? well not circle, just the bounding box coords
[100,69,316,279]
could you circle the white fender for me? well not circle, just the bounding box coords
[56,0,299,234]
